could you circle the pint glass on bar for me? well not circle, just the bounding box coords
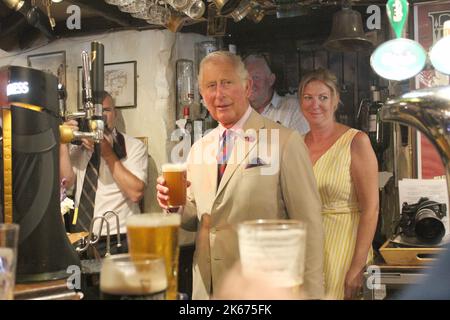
[127,213,181,300]
[238,219,306,295]
[100,253,167,300]
[0,223,19,300]
[162,163,187,208]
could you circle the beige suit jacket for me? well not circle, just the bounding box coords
[182,109,324,300]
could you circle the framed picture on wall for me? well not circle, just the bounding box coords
[77,60,137,110]
[27,51,66,87]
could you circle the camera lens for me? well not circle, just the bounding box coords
[415,208,446,244]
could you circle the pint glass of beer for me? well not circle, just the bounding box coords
[238,219,306,295]
[127,213,181,300]
[100,253,167,300]
[162,163,187,208]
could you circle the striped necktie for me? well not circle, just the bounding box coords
[76,145,100,231]
[217,130,230,187]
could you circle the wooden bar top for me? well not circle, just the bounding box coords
[14,279,83,300]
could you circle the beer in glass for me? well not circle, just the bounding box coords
[238,219,306,295]
[162,163,187,208]
[100,253,167,300]
[127,213,181,300]
[0,223,19,300]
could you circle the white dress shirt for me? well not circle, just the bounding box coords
[261,92,310,134]
[70,133,148,235]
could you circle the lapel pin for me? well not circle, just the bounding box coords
[244,135,255,142]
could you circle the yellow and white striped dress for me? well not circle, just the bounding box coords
[312,128,372,299]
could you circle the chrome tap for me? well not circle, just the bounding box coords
[102,211,122,250]
[60,42,105,144]
[76,216,111,257]
[380,85,450,196]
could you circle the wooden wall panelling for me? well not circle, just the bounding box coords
[299,50,314,79]
[314,50,329,70]
[284,52,299,94]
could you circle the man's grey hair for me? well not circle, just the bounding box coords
[243,54,272,76]
[198,51,249,87]
[102,90,115,107]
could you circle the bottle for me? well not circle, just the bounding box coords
[193,118,203,144]
[176,59,195,119]
[58,83,67,120]
[368,85,381,149]
[368,85,390,167]
[183,106,194,146]
[195,41,218,74]
[200,99,218,132]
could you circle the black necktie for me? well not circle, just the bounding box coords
[76,145,100,231]
[113,130,127,160]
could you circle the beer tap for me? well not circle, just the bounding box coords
[380,85,450,198]
[101,210,122,251]
[57,83,67,120]
[60,42,105,144]
[76,215,111,257]
[81,49,94,120]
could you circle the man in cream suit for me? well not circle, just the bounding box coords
[157,51,323,300]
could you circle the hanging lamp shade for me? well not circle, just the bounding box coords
[324,7,373,52]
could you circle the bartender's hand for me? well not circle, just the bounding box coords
[156,176,190,210]
[63,119,94,151]
[81,138,94,152]
[83,132,114,157]
[100,133,114,159]
[63,119,78,132]
[344,266,364,300]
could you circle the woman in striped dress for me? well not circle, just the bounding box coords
[298,69,379,299]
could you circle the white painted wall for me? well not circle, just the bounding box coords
[0,29,211,215]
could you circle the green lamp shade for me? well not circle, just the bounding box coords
[370,38,427,81]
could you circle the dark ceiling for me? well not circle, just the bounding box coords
[0,0,431,52]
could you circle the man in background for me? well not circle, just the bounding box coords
[244,54,309,134]
[60,91,148,256]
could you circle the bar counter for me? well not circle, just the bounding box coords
[14,279,83,300]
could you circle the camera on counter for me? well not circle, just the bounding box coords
[399,197,447,244]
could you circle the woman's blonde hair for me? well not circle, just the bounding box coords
[298,68,340,108]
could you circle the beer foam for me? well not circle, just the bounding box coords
[127,213,181,227]
[162,163,186,172]
[100,261,167,295]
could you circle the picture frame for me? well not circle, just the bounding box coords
[27,51,66,87]
[77,60,137,110]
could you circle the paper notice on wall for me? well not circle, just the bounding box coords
[398,178,450,239]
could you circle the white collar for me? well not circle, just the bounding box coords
[261,91,281,113]
[217,105,252,139]
[269,91,281,109]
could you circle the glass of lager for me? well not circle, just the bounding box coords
[0,223,19,300]
[127,213,181,300]
[162,163,187,208]
[100,253,167,300]
[237,219,306,295]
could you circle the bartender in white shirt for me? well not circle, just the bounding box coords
[244,54,309,134]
